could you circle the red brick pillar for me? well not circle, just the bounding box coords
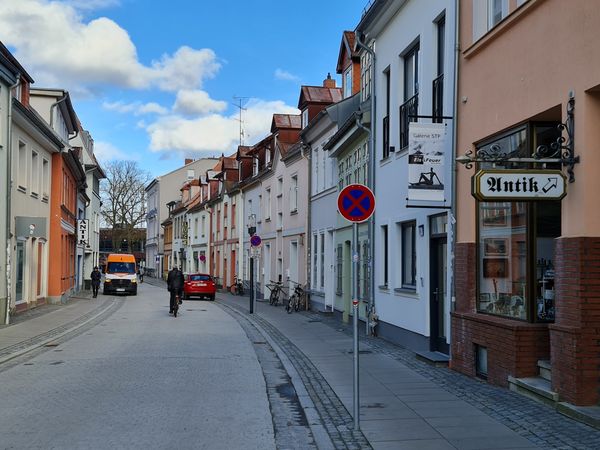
[551,237,600,405]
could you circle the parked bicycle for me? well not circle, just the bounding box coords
[266,280,288,307]
[286,281,308,313]
[231,277,244,296]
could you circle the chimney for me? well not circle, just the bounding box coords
[323,72,336,88]
[185,158,193,165]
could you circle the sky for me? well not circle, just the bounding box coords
[0,0,368,178]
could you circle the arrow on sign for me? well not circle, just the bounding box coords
[542,177,558,194]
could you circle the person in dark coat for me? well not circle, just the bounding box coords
[167,266,184,314]
[91,266,101,298]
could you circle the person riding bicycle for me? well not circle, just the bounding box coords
[167,266,184,314]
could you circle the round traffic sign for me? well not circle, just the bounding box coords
[337,184,375,223]
[250,235,262,247]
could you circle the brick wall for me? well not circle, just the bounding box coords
[451,242,549,386]
[551,237,600,405]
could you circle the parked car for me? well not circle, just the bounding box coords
[183,273,216,300]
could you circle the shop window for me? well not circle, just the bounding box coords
[401,222,417,289]
[476,124,561,322]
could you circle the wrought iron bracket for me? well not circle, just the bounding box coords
[456,94,580,182]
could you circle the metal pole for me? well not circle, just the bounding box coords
[249,255,254,314]
[352,222,360,430]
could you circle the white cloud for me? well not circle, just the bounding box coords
[173,90,227,116]
[275,68,300,82]
[0,0,220,94]
[103,100,168,116]
[94,140,137,162]
[146,99,299,154]
[63,0,120,10]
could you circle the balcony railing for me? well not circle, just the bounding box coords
[432,74,444,124]
[399,93,419,149]
[382,115,390,159]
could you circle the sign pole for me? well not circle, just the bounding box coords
[249,255,254,314]
[352,221,360,431]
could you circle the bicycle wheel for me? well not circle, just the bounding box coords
[294,294,302,312]
[269,289,277,305]
[286,295,295,313]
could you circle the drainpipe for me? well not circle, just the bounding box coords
[4,74,21,325]
[301,141,311,299]
[355,32,376,336]
[448,0,461,357]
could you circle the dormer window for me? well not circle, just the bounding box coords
[302,109,309,129]
[265,148,271,165]
[344,67,352,98]
[253,156,259,176]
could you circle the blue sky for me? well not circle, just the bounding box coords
[0,0,367,177]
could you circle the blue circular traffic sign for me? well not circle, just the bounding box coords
[338,184,375,223]
[250,235,262,247]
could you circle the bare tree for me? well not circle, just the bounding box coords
[101,160,152,253]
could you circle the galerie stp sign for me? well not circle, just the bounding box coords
[337,184,375,223]
[473,170,567,201]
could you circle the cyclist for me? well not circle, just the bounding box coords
[167,266,184,315]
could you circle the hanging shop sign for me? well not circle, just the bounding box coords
[77,219,89,245]
[472,170,567,201]
[408,122,447,202]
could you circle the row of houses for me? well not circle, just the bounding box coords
[147,0,600,408]
[0,43,105,324]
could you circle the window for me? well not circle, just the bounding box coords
[336,244,343,294]
[383,67,391,159]
[360,48,372,102]
[489,0,507,28]
[344,67,352,98]
[302,109,309,129]
[381,225,388,287]
[401,222,417,289]
[194,218,198,239]
[253,157,258,176]
[320,233,325,289]
[312,234,318,287]
[400,42,419,149]
[473,0,509,41]
[18,141,26,189]
[265,148,271,165]
[231,202,236,229]
[362,240,369,301]
[290,175,298,213]
[476,123,561,322]
[313,148,319,195]
[433,15,445,123]
[201,216,206,237]
[266,188,271,220]
[277,177,283,196]
[31,150,39,196]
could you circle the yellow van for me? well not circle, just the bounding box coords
[103,253,138,295]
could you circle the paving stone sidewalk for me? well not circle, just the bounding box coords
[218,291,600,450]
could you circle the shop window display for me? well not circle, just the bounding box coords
[476,123,561,322]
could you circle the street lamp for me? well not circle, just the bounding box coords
[248,213,256,314]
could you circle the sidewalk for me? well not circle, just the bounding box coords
[220,291,600,450]
[0,290,116,365]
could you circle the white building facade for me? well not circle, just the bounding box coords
[357,0,457,354]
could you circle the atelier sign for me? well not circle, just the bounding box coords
[472,170,567,201]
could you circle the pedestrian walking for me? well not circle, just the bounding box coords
[138,266,144,283]
[91,266,101,298]
[167,266,184,314]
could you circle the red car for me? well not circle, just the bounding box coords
[183,273,216,300]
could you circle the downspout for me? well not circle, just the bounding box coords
[301,142,311,303]
[448,0,460,356]
[5,74,21,325]
[355,32,376,336]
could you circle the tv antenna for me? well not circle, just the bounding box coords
[233,96,249,146]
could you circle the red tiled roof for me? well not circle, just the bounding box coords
[272,114,302,131]
[299,86,343,106]
[337,31,359,73]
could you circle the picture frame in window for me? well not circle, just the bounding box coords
[484,238,508,256]
[483,258,508,278]
[481,206,507,227]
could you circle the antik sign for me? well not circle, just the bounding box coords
[473,170,567,201]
